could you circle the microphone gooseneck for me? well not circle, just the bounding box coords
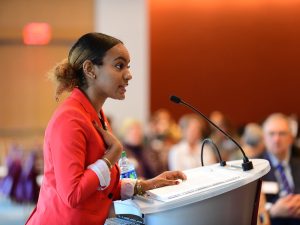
[201,138,226,167]
[170,95,253,171]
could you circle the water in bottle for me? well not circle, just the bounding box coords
[118,151,137,179]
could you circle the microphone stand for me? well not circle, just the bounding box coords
[170,95,253,171]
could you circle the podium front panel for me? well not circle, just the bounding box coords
[144,180,258,225]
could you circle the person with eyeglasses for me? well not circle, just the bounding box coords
[259,113,300,225]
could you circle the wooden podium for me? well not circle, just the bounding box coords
[112,159,270,225]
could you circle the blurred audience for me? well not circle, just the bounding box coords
[259,113,300,225]
[168,113,216,170]
[288,114,300,157]
[209,110,240,161]
[120,118,152,179]
[14,151,39,203]
[289,114,298,139]
[0,144,39,204]
[232,123,265,160]
[0,144,23,200]
[235,123,270,225]
[144,109,181,177]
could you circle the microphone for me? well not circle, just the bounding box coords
[170,95,253,171]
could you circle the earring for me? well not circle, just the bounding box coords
[93,74,96,79]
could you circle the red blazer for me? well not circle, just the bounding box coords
[26,88,121,225]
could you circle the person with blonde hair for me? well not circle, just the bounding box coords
[169,113,216,171]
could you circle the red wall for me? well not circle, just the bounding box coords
[149,0,300,127]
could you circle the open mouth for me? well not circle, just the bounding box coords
[119,85,127,93]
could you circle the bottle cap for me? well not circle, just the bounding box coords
[121,151,126,158]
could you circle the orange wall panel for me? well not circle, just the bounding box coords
[149,0,300,127]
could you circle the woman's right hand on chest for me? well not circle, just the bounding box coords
[92,121,123,164]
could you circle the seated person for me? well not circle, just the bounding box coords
[169,113,216,171]
[259,113,300,225]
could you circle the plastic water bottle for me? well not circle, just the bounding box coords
[118,151,137,179]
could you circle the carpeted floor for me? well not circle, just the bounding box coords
[0,194,35,225]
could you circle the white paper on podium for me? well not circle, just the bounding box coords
[113,199,143,218]
[146,165,247,202]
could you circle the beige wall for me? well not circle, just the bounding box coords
[0,0,94,163]
[95,0,149,132]
[0,0,94,39]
